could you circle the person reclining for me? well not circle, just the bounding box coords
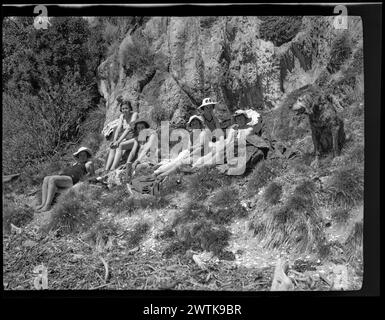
[35,147,95,212]
[154,115,207,178]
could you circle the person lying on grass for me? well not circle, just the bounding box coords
[35,147,95,212]
[104,97,138,172]
[154,115,208,178]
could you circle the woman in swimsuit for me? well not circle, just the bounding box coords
[35,147,95,212]
[105,97,138,172]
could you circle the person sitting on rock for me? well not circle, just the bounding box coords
[154,115,207,177]
[35,147,95,212]
[104,97,138,172]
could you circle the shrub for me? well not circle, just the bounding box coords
[326,31,353,74]
[263,181,283,205]
[325,165,364,208]
[121,31,155,74]
[259,16,303,46]
[3,202,34,233]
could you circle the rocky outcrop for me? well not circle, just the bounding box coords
[96,16,363,160]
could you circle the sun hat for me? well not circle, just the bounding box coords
[133,118,151,130]
[198,97,217,110]
[73,147,92,159]
[187,115,204,129]
[233,109,261,126]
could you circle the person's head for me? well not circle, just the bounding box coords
[234,112,249,127]
[187,115,204,131]
[198,97,217,116]
[73,147,92,163]
[134,119,151,134]
[120,101,132,114]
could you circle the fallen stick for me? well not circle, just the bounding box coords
[90,283,110,290]
[99,256,109,283]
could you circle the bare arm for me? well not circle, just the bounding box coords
[135,134,156,164]
[113,115,123,143]
[85,161,95,176]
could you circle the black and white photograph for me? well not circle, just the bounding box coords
[2,3,378,295]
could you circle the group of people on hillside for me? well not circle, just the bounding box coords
[36,97,270,211]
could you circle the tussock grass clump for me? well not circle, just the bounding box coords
[3,202,34,233]
[187,166,229,201]
[84,219,119,246]
[177,220,231,256]
[126,221,150,249]
[207,186,248,224]
[263,181,283,205]
[331,208,351,224]
[325,165,364,208]
[252,179,323,253]
[46,184,101,234]
[344,221,363,262]
[247,159,286,193]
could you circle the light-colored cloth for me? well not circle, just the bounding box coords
[101,114,132,138]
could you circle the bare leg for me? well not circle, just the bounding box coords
[331,126,339,157]
[36,176,51,210]
[111,139,136,170]
[40,176,73,212]
[105,148,116,171]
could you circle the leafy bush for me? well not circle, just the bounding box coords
[263,181,283,205]
[121,31,155,74]
[325,165,364,208]
[259,16,302,46]
[327,31,352,74]
[2,17,103,175]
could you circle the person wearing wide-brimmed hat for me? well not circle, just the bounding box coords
[198,97,222,132]
[35,147,95,212]
[104,96,138,172]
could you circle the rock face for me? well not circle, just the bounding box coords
[96,16,363,159]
